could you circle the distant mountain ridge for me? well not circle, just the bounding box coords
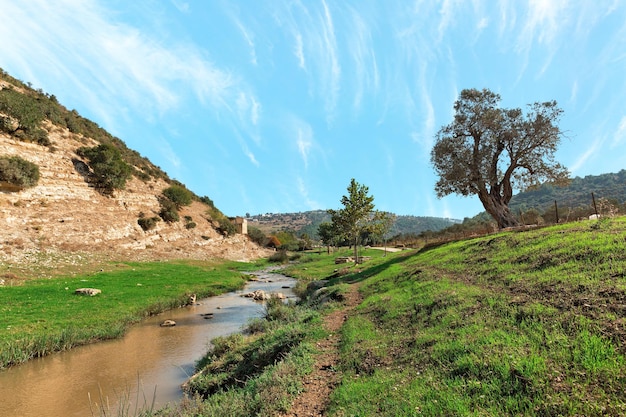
[248,210,457,239]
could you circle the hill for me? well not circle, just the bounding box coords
[0,69,269,280]
[248,210,456,239]
[510,170,626,217]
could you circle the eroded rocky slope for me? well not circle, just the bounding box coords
[0,124,269,282]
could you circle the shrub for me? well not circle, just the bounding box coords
[199,195,215,208]
[0,87,50,145]
[267,236,281,248]
[185,221,197,229]
[162,185,193,209]
[137,216,160,231]
[217,217,237,236]
[0,155,40,189]
[248,226,267,246]
[76,143,132,193]
[158,197,180,223]
[268,250,289,263]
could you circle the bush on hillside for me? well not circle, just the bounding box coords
[248,226,267,246]
[0,87,51,146]
[0,155,40,189]
[162,185,193,209]
[158,197,180,223]
[217,217,237,236]
[137,214,161,231]
[199,195,215,208]
[76,143,132,193]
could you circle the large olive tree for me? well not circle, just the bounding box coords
[431,88,569,229]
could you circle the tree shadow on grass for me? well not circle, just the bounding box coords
[331,250,422,285]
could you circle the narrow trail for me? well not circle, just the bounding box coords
[281,282,363,417]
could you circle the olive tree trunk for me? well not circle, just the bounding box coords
[478,191,520,229]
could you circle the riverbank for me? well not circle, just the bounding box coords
[154,219,626,415]
[0,258,267,369]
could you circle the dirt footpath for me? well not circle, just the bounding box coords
[281,283,363,416]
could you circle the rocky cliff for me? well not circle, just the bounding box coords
[0,116,269,283]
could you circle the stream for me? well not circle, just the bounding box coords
[0,269,296,417]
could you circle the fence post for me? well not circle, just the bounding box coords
[554,200,559,224]
[591,192,598,217]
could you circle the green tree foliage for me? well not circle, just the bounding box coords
[162,185,193,209]
[247,226,267,246]
[328,178,377,262]
[0,155,40,189]
[0,68,168,181]
[76,143,132,193]
[137,214,161,231]
[370,211,396,253]
[0,87,50,145]
[217,217,237,236]
[431,88,569,229]
[158,197,180,223]
[275,231,299,251]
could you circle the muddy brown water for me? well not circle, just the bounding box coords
[0,270,296,417]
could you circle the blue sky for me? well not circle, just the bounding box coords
[1,1,625,220]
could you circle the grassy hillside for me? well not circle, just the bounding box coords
[508,170,626,221]
[156,217,626,416]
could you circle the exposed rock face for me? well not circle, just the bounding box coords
[74,288,101,296]
[242,290,286,301]
[0,127,272,275]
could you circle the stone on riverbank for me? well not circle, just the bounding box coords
[74,288,101,296]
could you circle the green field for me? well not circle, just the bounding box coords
[168,218,626,416]
[0,259,265,369]
[5,217,626,416]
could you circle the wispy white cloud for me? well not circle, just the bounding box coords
[294,32,306,69]
[320,0,341,123]
[513,0,569,81]
[242,143,260,167]
[0,0,237,123]
[570,136,603,173]
[295,122,314,169]
[296,176,320,209]
[236,92,262,128]
[233,18,258,66]
[156,137,182,171]
[347,6,379,113]
[171,0,189,13]
[611,116,626,148]
[569,80,579,104]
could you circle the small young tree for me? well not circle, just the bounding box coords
[328,178,377,263]
[371,211,396,256]
[318,221,338,253]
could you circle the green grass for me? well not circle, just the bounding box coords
[155,298,324,417]
[8,218,626,416]
[146,219,626,415]
[325,218,626,416]
[0,259,263,369]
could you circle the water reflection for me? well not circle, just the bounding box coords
[0,270,296,417]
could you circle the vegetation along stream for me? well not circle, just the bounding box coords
[0,269,296,417]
